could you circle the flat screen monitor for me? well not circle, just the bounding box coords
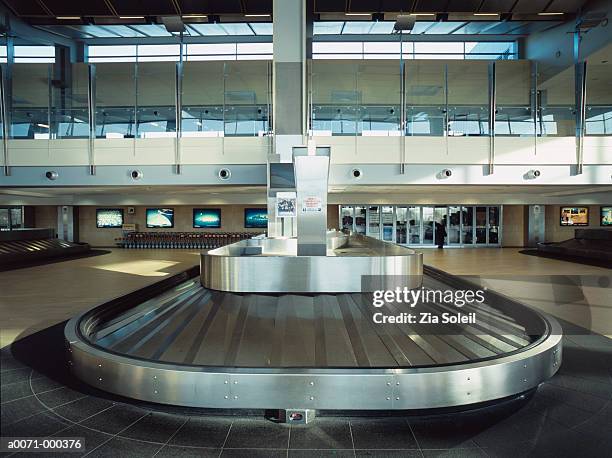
[269,163,295,189]
[96,208,124,228]
[601,207,612,226]
[146,208,174,228]
[244,208,268,228]
[560,207,588,226]
[193,208,221,228]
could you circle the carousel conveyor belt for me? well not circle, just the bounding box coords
[66,265,562,410]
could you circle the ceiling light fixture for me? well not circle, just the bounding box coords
[538,12,564,16]
[345,13,371,16]
[410,13,436,16]
[474,13,499,16]
[119,16,145,19]
[182,14,207,18]
[245,14,271,17]
[57,16,80,20]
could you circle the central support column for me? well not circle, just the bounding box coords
[293,146,330,256]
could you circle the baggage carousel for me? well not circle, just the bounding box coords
[65,235,562,411]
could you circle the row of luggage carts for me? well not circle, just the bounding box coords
[115,232,261,249]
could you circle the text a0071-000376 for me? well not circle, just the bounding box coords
[372,311,477,325]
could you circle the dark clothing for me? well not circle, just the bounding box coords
[435,222,447,249]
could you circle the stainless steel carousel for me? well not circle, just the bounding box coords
[65,146,562,415]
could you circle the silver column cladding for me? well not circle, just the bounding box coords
[293,146,330,256]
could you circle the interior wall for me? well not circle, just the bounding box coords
[78,205,267,247]
[33,206,58,236]
[544,205,609,242]
[327,205,339,230]
[501,205,525,247]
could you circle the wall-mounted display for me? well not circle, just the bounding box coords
[96,208,124,228]
[193,208,222,228]
[560,207,588,226]
[601,207,612,226]
[146,208,174,228]
[244,208,268,228]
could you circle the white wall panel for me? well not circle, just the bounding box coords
[447,137,489,164]
[135,138,175,165]
[404,137,446,163]
[7,140,49,166]
[535,137,576,164]
[355,136,400,163]
[583,137,612,164]
[495,137,535,164]
[222,137,268,164]
[315,136,356,164]
[180,137,224,164]
[49,139,89,166]
[93,138,135,165]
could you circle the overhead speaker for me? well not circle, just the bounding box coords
[161,16,185,33]
[393,15,416,33]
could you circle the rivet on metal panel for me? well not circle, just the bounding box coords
[224,380,228,384]
[396,382,400,386]
[386,397,391,401]
[234,396,238,400]
[153,376,157,379]
[395,397,400,401]
[309,381,314,386]
[523,378,527,382]
[467,377,470,381]
[98,378,102,381]
[386,382,391,386]
[309,396,315,401]
[233,381,238,384]
[467,392,471,395]
[154,390,158,394]
[523,364,527,368]
[98,364,102,368]
[224,395,229,399]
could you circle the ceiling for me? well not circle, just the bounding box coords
[1,0,590,20]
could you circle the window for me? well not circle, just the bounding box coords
[312,41,516,60]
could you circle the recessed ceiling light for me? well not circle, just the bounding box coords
[410,13,436,17]
[346,13,371,16]
[538,12,564,16]
[245,14,270,17]
[182,14,207,18]
[474,13,499,16]
[119,16,145,19]
[57,16,80,20]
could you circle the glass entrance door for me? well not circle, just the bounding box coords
[407,206,421,244]
[367,206,380,239]
[422,207,434,245]
[340,206,354,232]
[354,206,366,234]
[381,206,394,241]
[475,206,487,244]
[448,206,461,245]
[461,206,474,244]
[396,207,407,244]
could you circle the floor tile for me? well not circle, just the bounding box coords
[36,386,87,409]
[86,436,163,457]
[289,418,353,450]
[289,450,355,457]
[422,449,488,458]
[117,411,187,444]
[0,396,48,428]
[168,416,232,448]
[221,450,286,458]
[350,418,418,450]
[157,445,221,457]
[355,450,421,457]
[1,379,33,403]
[51,396,114,423]
[0,411,71,438]
[79,403,149,436]
[223,418,290,449]
[409,417,480,449]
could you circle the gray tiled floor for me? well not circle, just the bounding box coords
[1,319,611,458]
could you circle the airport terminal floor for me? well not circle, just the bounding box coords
[1,248,611,457]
